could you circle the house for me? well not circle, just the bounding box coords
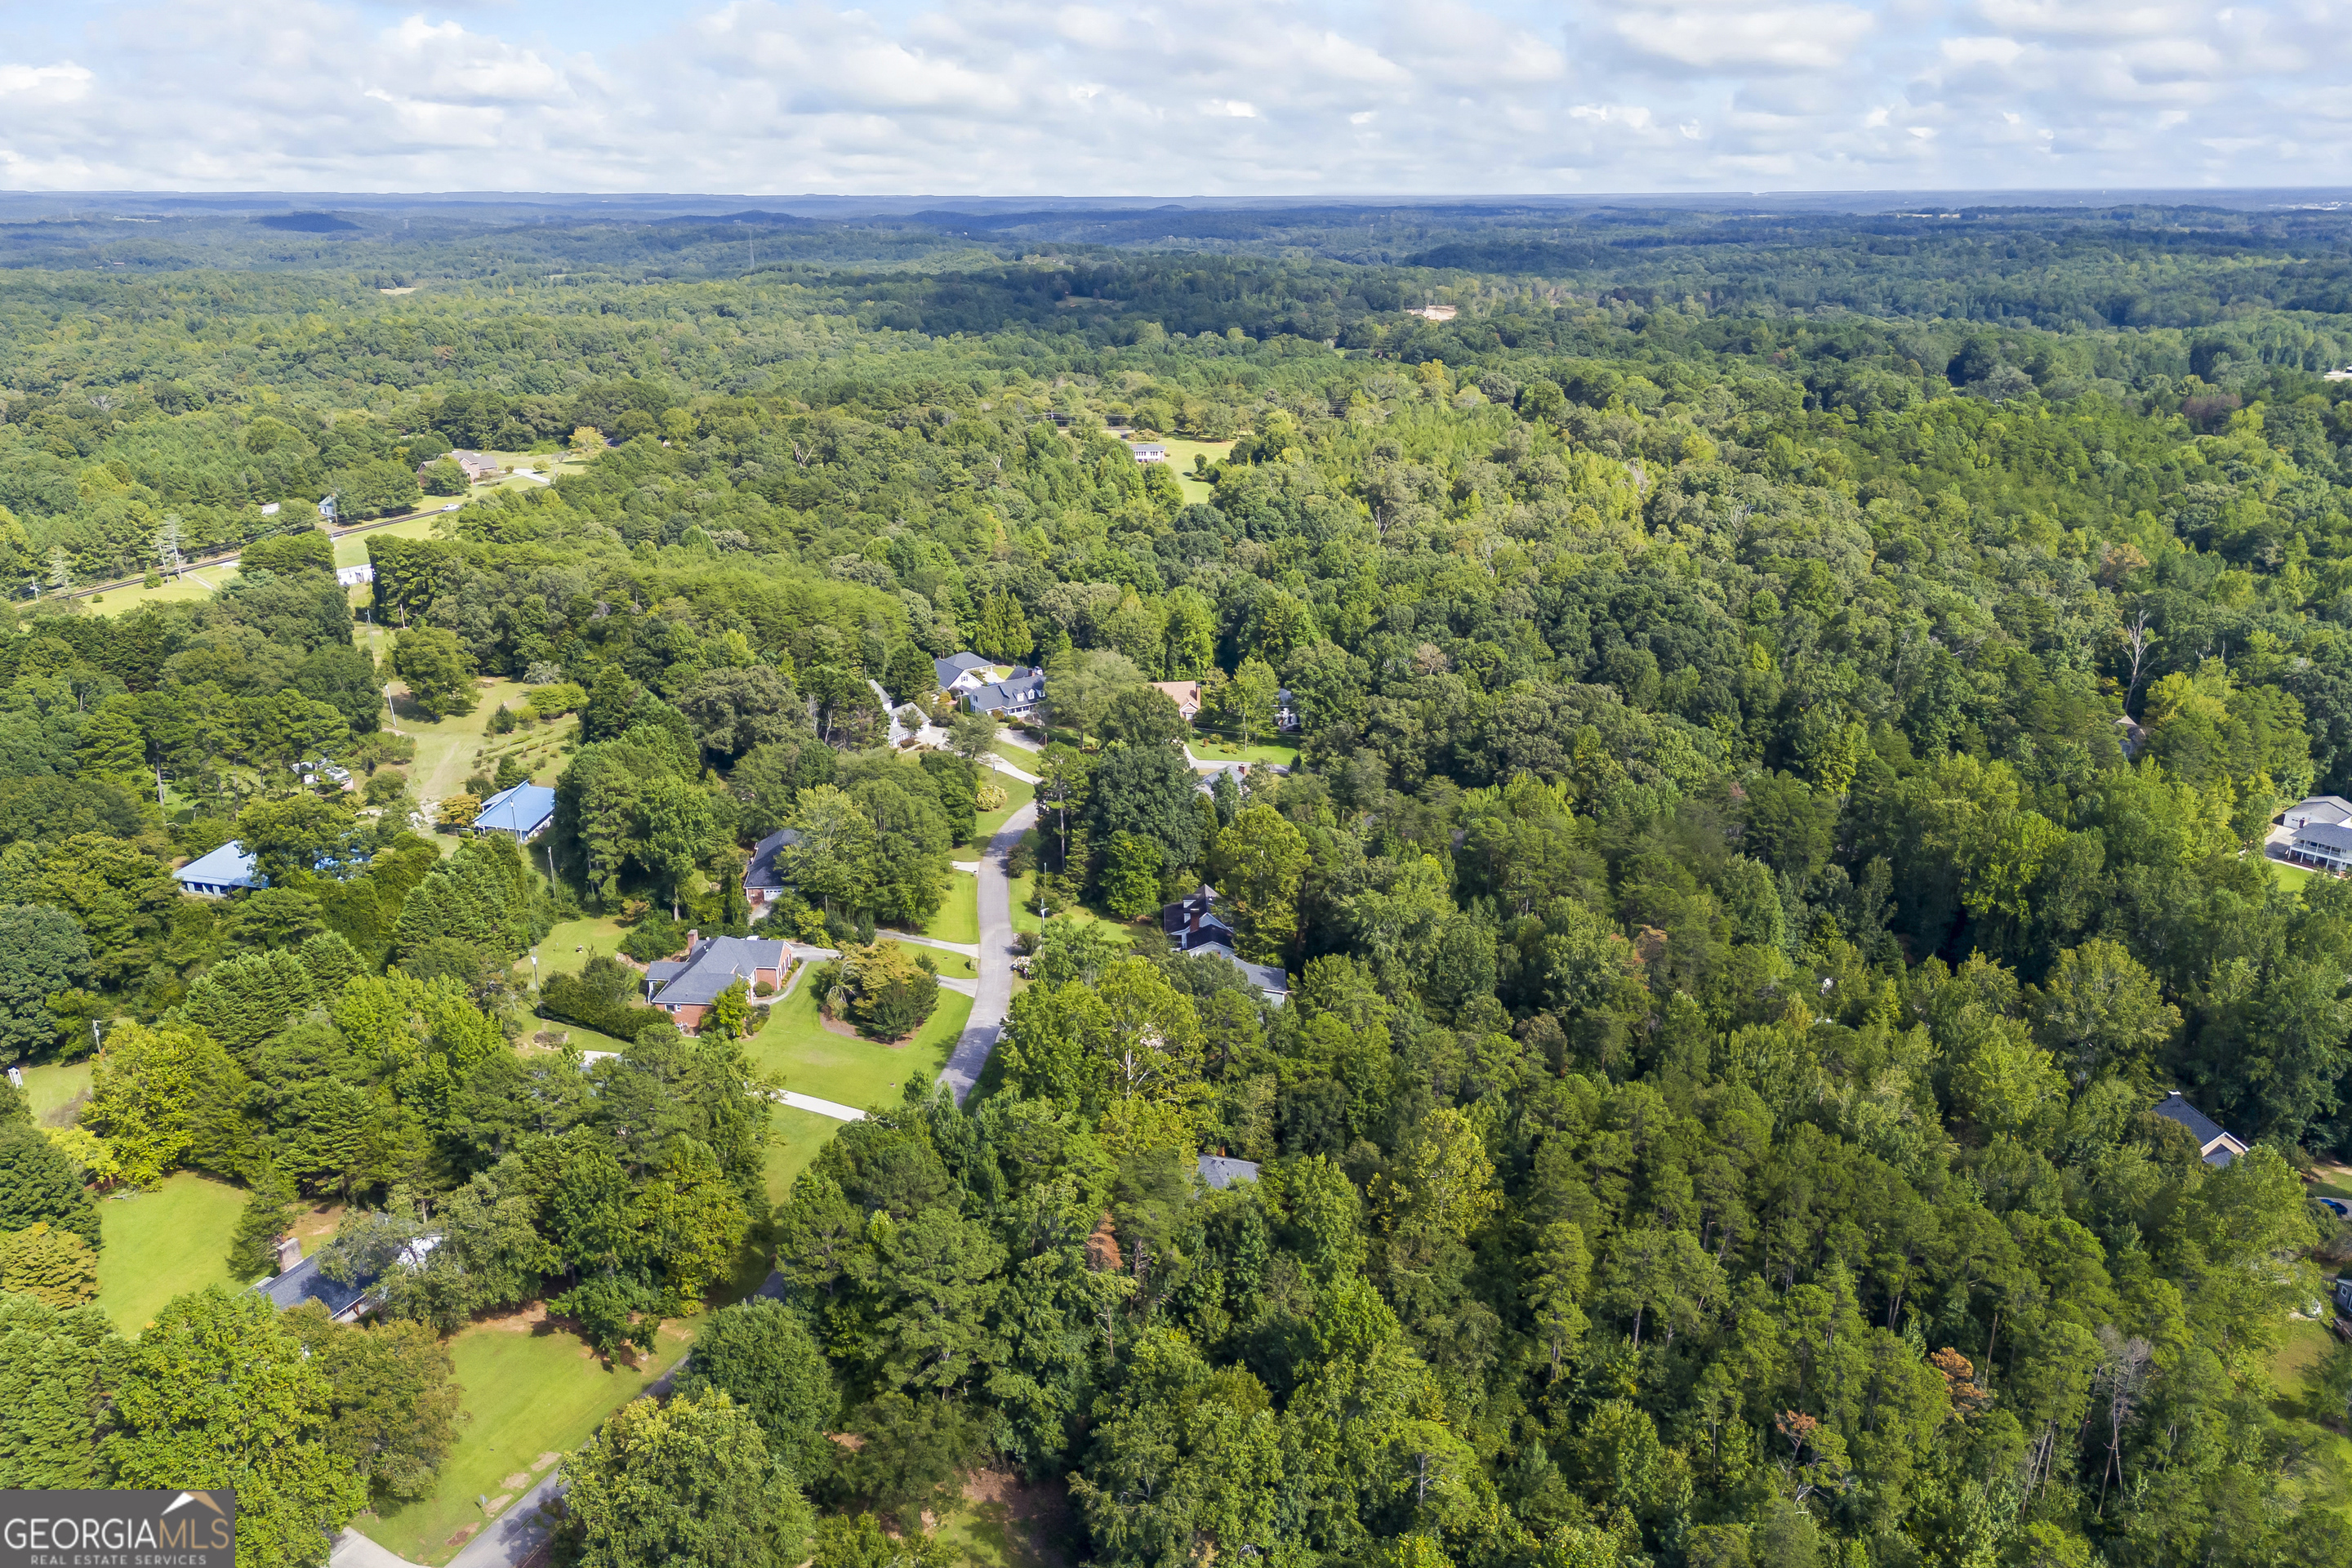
[933,652,996,699]
[1274,687,1299,730]
[965,667,1047,721]
[1197,1154,1260,1190]
[1148,680,1202,721]
[336,564,374,586]
[1195,760,1252,798]
[644,931,790,1031]
[472,782,557,841]
[1130,443,1169,464]
[176,840,266,897]
[1160,884,1288,1000]
[2284,795,2352,832]
[1408,305,1459,322]
[2336,1275,2352,1315]
[251,1234,439,1325]
[2285,821,2352,875]
[2151,1092,2251,1167]
[448,450,501,483]
[743,826,804,911]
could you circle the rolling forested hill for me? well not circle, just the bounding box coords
[2,199,2350,1568]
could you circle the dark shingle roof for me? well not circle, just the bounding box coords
[744,826,804,891]
[967,670,1045,711]
[2152,1091,2230,1147]
[255,1251,372,1317]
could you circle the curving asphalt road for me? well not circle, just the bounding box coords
[935,791,1038,1107]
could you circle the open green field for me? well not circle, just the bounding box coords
[20,1059,92,1124]
[358,1313,696,1566]
[371,674,537,802]
[1189,737,1298,768]
[87,566,237,616]
[341,511,451,567]
[96,1173,247,1334]
[763,1105,841,1205]
[537,915,631,978]
[1144,438,1233,504]
[744,978,970,1112]
[1008,875,1126,942]
[929,1473,1077,1568]
[966,774,1035,853]
[924,872,979,945]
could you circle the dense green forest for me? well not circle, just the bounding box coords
[2,202,2352,1568]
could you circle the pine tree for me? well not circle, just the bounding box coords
[227,1167,298,1284]
[298,931,364,997]
[0,1291,114,1487]
[0,1223,100,1306]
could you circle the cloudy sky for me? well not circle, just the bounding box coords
[0,0,2336,194]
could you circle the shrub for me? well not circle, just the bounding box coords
[539,955,670,1041]
[840,941,939,1040]
[619,912,688,963]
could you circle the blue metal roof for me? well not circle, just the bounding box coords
[474,782,556,835]
[175,840,265,890]
[254,1251,372,1317]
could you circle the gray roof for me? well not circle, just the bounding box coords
[2294,822,2352,853]
[744,826,804,891]
[967,669,1045,711]
[648,935,789,1008]
[1197,1155,1261,1190]
[254,1250,372,1316]
[934,653,992,689]
[2152,1092,2238,1157]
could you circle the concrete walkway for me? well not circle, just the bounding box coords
[936,797,1039,1106]
[776,1089,865,1121]
[871,929,980,958]
[986,753,1040,786]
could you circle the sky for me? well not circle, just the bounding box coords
[0,0,2337,195]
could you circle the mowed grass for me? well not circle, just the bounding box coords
[537,915,632,978]
[96,1172,248,1334]
[377,676,536,801]
[88,568,236,616]
[1187,737,1299,768]
[965,774,1035,853]
[745,978,971,1113]
[763,1105,842,1205]
[1008,874,1129,943]
[923,872,979,945]
[2270,856,2322,892]
[1145,437,1233,504]
[20,1058,92,1124]
[358,1314,697,1566]
[340,510,452,567]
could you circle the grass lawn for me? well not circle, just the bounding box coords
[2265,1317,2352,1524]
[1143,438,1233,505]
[96,1173,248,1334]
[357,1312,697,1566]
[929,1472,1078,1568]
[924,873,979,945]
[744,979,972,1112]
[2270,856,2321,892]
[340,511,451,568]
[383,676,535,802]
[537,915,632,978]
[763,1105,841,1205]
[1008,874,1130,943]
[965,774,1035,853]
[2310,1163,2352,1202]
[89,568,235,616]
[20,1058,92,1124]
[1187,737,1299,768]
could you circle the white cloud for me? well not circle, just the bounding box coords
[0,0,2342,192]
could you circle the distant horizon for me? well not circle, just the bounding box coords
[5,1,2341,195]
[6,187,2351,223]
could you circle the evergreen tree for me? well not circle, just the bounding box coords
[227,1166,298,1283]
